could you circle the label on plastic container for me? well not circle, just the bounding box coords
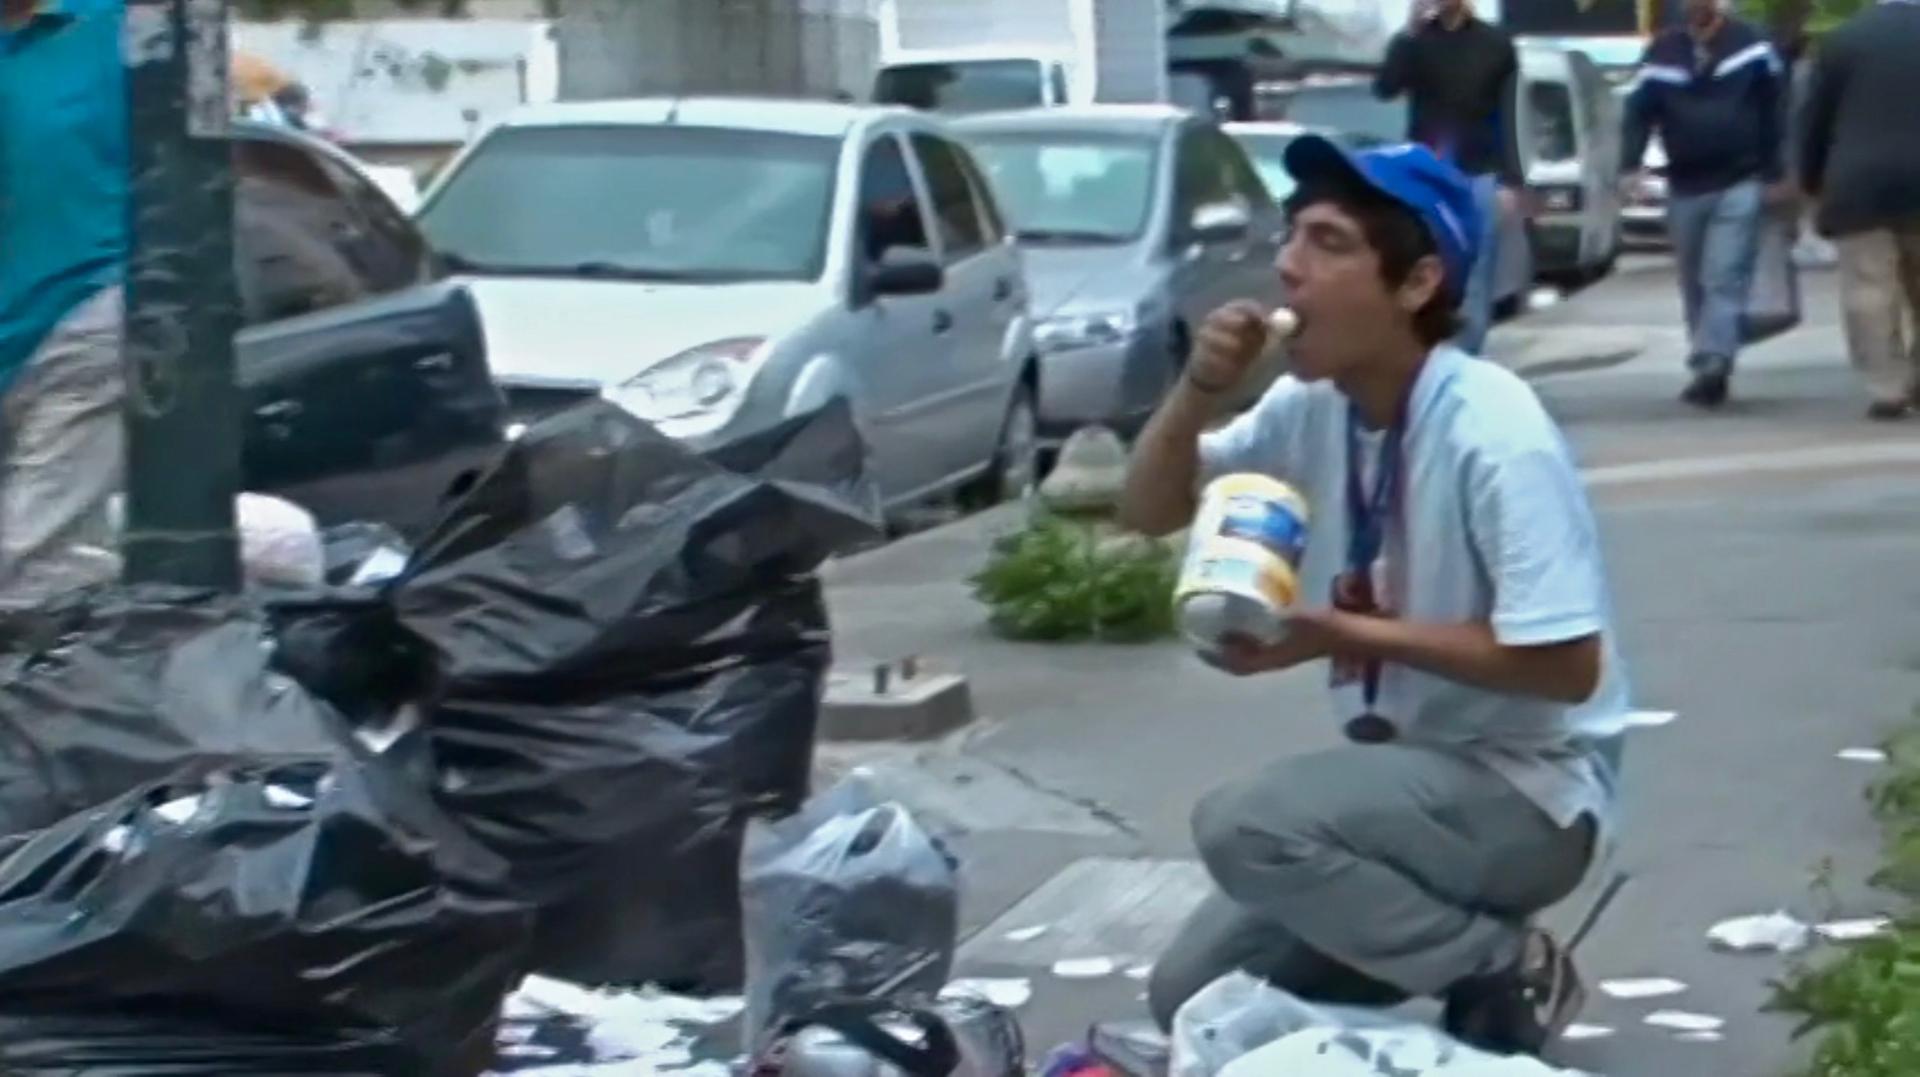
[1175,474,1310,648]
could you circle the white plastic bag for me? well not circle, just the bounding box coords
[1170,973,1590,1077]
[741,772,960,1052]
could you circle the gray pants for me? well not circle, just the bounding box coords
[0,286,127,607]
[1149,742,1594,1030]
[1667,179,1764,376]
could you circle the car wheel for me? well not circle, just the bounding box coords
[991,386,1041,505]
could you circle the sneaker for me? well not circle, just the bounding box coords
[1442,928,1587,1057]
[1680,373,1729,409]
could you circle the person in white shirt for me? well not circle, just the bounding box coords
[1121,136,1631,1056]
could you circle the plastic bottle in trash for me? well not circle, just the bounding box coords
[1174,474,1310,653]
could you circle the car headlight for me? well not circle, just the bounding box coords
[1034,309,1141,354]
[1533,185,1585,214]
[605,336,766,437]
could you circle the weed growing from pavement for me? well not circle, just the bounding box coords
[1768,717,1920,1076]
[970,515,1178,643]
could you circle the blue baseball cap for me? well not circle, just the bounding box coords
[1282,134,1482,297]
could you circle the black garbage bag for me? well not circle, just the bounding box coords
[0,757,529,1075]
[395,400,880,990]
[0,588,342,839]
[317,522,412,587]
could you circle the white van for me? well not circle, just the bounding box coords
[1517,42,1624,282]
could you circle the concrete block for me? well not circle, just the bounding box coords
[820,658,974,742]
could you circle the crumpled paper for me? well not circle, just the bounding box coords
[1706,911,1813,954]
[488,976,741,1076]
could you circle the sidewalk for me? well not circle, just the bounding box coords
[819,306,1912,1074]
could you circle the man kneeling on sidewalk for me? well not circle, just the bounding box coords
[1119,137,1631,1056]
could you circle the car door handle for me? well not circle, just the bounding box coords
[993,277,1014,302]
[255,399,303,421]
[932,310,954,334]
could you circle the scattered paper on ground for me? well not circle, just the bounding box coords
[1005,924,1050,943]
[1644,1011,1725,1034]
[1563,1023,1615,1041]
[1706,911,1811,953]
[1676,1031,1725,1043]
[1816,917,1893,942]
[1837,747,1889,764]
[489,976,742,1075]
[941,978,1033,1009]
[1053,957,1118,979]
[1600,977,1688,1000]
[1623,710,1678,729]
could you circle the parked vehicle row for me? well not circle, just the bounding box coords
[233,40,1634,538]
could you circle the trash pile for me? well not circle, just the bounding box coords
[0,400,897,1072]
[1168,973,1589,1077]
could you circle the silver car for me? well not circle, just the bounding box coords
[954,106,1290,435]
[416,97,1038,516]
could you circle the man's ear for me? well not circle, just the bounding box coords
[1396,255,1447,315]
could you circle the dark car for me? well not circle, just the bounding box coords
[230,122,505,538]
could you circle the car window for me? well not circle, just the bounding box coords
[232,138,371,325]
[313,152,433,293]
[1528,81,1579,163]
[1281,84,1406,145]
[1175,126,1256,224]
[858,135,934,266]
[875,59,1047,113]
[1230,133,1299,203]
[1049,64,1070,106]
[912,134,988,263]
[418,124,840,282]
[965,131,1158,245]
[951,143,1007,245]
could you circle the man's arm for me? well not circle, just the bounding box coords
[1756,45,1788,185]
[1119,301,1298,537]
[1494,37,1526,189]
[1375,31,1417,101]
[1118,378,1222,537]
[1797,44,1843,199]
[1322,614,1602,704]
[1619,43,1663,173]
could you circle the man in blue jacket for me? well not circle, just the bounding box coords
[1622,0,1791,409]
[0,0,129,604]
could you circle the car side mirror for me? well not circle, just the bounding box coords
[1190,201,1252,244]
[868,252,944,298]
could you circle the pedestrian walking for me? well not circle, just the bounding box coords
[1120,137,1628,1058]
[1372,0,1525,357]
[1797,0,1920,420]
[0,0,129,604]
[1621,0,1792,409]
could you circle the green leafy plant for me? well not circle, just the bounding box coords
[970,516,1179,643]
[1768,707,1920,1076]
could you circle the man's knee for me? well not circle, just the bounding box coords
[1191,776,1327,898]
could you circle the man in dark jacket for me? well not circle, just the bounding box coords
[1622,0,1790,408]
[1373,0,1524,357]
[1799,0,1920,420]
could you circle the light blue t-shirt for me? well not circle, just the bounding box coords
[1200,345,1631,837]
[0,0,129,392]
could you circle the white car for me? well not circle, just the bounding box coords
[417,97,1040,516]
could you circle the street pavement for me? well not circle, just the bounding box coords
[819,257,1920,1076]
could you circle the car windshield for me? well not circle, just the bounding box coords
[1228,132,1300,203]
[875,59,1047,113]
[963,132,1158,245]
[1280,85,1405,145]
[417,124,839,282]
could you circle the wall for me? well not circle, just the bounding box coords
[557,0,881,102]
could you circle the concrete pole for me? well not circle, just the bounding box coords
[121,0,242,588]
